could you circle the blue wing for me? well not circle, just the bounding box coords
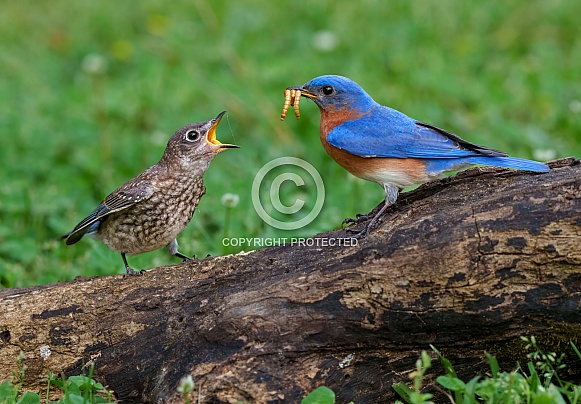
[326,106,507,159]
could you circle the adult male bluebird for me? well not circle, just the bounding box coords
[284,75,549,236]
[63,111,238,275]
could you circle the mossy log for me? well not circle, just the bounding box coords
[1,158,580,403]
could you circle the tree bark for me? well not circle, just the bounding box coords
[1,158,580,403]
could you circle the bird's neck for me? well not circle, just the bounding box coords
[155,156,210,185]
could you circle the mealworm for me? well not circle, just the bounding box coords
[280,88,301,120]
[281,89,292,120]
[292,89,301,120]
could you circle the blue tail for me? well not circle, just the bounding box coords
[467,156,549,172]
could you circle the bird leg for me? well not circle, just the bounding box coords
[121,253,145,276]
[167,239,195,262]
[346,184,399,238]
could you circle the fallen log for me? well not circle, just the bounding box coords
[1,158,580,403]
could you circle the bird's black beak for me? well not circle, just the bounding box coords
[207,111,239,149]
[287,85,317,99]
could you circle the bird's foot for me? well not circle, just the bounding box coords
[341,213,370,229]
[342,213,374,239]
[173,251,196,263]
[346,223,372,239]
[124,266,146,277]
[344,202,391,239]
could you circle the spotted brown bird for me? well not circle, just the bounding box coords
[63,111,238,275]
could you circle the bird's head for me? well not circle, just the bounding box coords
[289,75,377,114]
[163,111,239,169]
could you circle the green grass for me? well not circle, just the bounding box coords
[0,353,115,403]
[1,0,580,286]
[393,338,581,403]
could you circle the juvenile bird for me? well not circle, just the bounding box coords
[63,111,238,275]
[285,75,549,236]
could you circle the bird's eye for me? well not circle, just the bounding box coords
[185,130,201,142]
[322,85,335,96]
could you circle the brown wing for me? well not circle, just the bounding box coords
[64,181,154,245]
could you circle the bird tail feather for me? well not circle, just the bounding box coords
[61,221,99,245]
[63,227,89,245]
[468,156,549,173]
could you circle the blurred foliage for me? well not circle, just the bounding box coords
[1,0,580,286]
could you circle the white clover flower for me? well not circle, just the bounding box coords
[533,148,557,161]
[312,31,338,52]
[82,53,108,75]
[177,374,195,394]
[221,193,240,208]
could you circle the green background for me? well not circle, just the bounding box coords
[1,0,579,287]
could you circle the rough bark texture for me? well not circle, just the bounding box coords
[1,158,580,403]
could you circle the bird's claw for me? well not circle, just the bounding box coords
[175,252,196,262]
[341,213,369,229]
[344,209,387,239]
[345,225,370,239]
[124,267,145,277]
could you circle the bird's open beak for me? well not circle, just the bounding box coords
[207,111,239,149]
[288,85,317,99]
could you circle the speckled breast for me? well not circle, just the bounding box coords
[99,177,206,255]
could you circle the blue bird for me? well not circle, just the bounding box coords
[285,75,549,236]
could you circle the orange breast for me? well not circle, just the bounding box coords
[319,128,429,189]
[318,105,430,188]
